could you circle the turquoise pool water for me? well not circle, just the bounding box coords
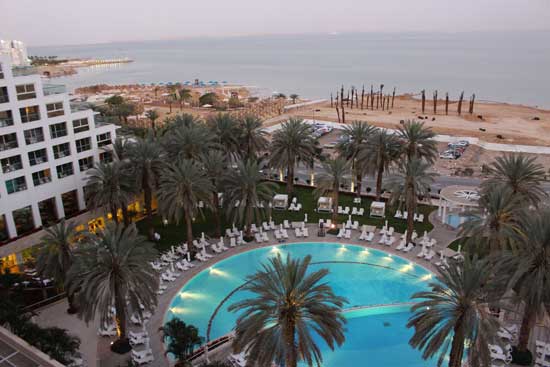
[165,242,436,366]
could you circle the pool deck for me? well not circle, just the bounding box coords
[36,220,458,367]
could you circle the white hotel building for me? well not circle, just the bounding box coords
[0,54,117,264]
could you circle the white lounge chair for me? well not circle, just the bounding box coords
[283,220,290,229]
[175,262,188,271]
[295,228,303,237]
[425,250,436,260]
[396,239,406,251]
[344,229,351,239]
[337,228,345,238]
[262,231,269,242]
[262,222,270,231]
[274,230,283,242]
[132,350,154,365]
[343,207,350,215]
[378,234,386,244]
[417,214,424,222]
[338,206,344,214]
[226,228,235,238]
[358,208,364,216]
[161,272,176,282]
[229,237,237,247]
[211,243,223,254]
[269,221,276,230]
[385,236,395,246]
[359,230,368,241]
[366,232,375,242]
[403,243,415,252]
[352,207,358,215]
[394,210,402,219]
[254,233,263,242]
[195,253,208,262]
[302,227,309,237]
[182,259,195,268]
[251,224,259,233]
[352,221,359,230]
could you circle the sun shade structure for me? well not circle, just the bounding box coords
[437,185,480,224]
[317,196,333,212]
[272,194,288,210]
[370,201,386,217]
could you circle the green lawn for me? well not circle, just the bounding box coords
[136,183,436,252]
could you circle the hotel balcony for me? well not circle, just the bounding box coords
[42,83,66,96]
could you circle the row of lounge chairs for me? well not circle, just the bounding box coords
[338,206,365,216]
[394,210,425,222]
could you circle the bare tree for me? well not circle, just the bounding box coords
[458,91,464,115]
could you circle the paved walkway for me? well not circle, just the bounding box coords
[35,214,461,367]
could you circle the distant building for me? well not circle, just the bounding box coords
[0,40,30,66]
[0,54,118,266]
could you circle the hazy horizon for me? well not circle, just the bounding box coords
[2,0,549,46]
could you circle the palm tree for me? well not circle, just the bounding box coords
[360,129,401,200]
[481,153,546,207]
[85,161,136,225]
[144,109,159,133]
[163,122,215,161]
[67,223,158,353]
[201,151,227,237]
[237,114,268,160]
[458,187,524,253]
[157,159,213,253]
[127,136,164,240]
[36,220,82,313]
[269,118,317,195]
[408,256,502,367]
[112,136,131,161]
[160,319,204,365]
[501,209,550,353]
[222,160,276,238]
[388,158,436,243]
[315,158,350,225]
[207,113,240,158]
[163,113,202,132]
[289,93,299,104]
[336,121,376,196]
[178,88,193,110]
[167,85,178,113]
[397,120,438,162]
[229,254,347,367]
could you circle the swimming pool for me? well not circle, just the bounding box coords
[165,242,436,366]
[446,213,473,229]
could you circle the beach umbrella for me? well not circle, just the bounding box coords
[385,220,388,229]
[170,261,175,273]
[457,244,462,253]
[201,232,205,240]
[304,214,308,223]
[187,252,191,262]
[280,224,283,231]
[348,214,352,222]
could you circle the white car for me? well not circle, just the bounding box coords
[439,152,457,159]
[448,140,469,148]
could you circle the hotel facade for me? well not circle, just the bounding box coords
[0,54,117,265]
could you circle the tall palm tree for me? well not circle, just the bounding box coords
[336,121,376,196]
[315,158,350,225]
[163,123,215,161]
[222,160,276,238]
[237,114,268,160]
[67,223,158,353]
[201,151,227,238]
[163,113,202,133]
[207,113,240,158]
[229,254,347,367]
[178,88,193,110]
[144,109,159,133]
[408,256,502,367]
[127,136,164,240]
[397,120,438,162]
[501,209,550,353]
[458,187,524,253]
[36,220,82,313]
[359,129,401,200]
[481,153,546,207]
[85,161,136,225]
[112,136,131,161]
[269,118,317,195]
[157,159,213,253]
[388,158,436,243]
[289,93,299,104]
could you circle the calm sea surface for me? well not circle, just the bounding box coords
[30,32,550,108]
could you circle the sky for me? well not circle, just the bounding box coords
[1,0,549,46]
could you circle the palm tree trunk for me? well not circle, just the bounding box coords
[169,102,172,113]
[212,191,221,238]
[356,172,362,197]
[448,323,465,367]
[287,162,295,195]
[245,204,253,238]
[111,205,119,224]
[406,208,414,244]
[184,208,195,254]
[283,321,298,367]
[67,292,77,313]
[121,205,130,227]
[376,163,384,201]
[144,185,154,240]
[114,283,128,344]
[518,305,536,352]
[332,186,339,225]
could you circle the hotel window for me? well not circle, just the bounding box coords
[76,137,91,153]
[0,133,18,151]
[49,122,67,139]
[46,102,64,118]
[99,150,113,163]
[1,155,23,173]
[53,142,71,159]
[73,118,89,134]
[24,127,44,145]
[16,84,36,100]
[32,169,52,186]
[78,156,94,172]
[0,87,8,103]
[0,110,13,127]
[96,132,112,147]
[20,105,40,123]
[28,148,48,166]
[56,162,74,179]
[6,176,27,194]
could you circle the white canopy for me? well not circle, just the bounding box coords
[273,194,289,209]
[370,201,386,217]
[317,197,333,212]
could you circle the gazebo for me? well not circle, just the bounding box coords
[438,185,480,227]
[273,194,289,210]
[370,201,386,217]
[317,197,333,212]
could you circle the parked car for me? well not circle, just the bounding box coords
[448,140,469,148]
